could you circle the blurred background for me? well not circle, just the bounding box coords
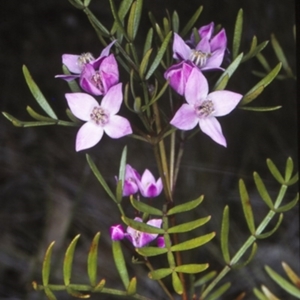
[0,0,298,299]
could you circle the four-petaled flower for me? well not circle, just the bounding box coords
[65,83,132,151]
[137,169,163,198]
[170,68,242,147]
[172,22,227,70]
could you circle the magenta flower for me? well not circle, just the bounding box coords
[65,83,132,151]
[172,22,227,70]
[110,224,125,241]
[170,68,242,147]
[126,217,163,248]
[122,164,141,197]
[137,169,163,198]
[164,62,193,95]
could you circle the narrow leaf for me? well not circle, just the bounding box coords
[149,268,173,280]
[239,85,264,106]
[145,31,172,80]
[179,5,203,37]
[86,154,117,202]
[136,246,168,257]
[84,8,110,37]
[42,241,55,286]
[139,48,153,78]
[256,214,283,239]
[111,0,133,34]
[261,285,280,300]
[26,106,55,122]
[109,0,129,40]
[127,0,143,41]
[66,287,90,298]
[288,173,298,185]
[232,243,258,269]
[213,74,229,91]
[143,79,169,110]
[127,277,137,295]
[253,287,269,300]
[112,241,129,289]
[240,63,282,105]
[118,146,127,186]
[194,271,217,287]
[167,195,204,215]
[253,172,274,209]
[282,262,300,287]
[274,195,299,212]
[175,264,209,274]
[239,179,256,234]
[2,112,56,127]
[66,108,81,123]
[130,198,163,216]
[94,279,106,290]
[167,216,211,233]
[266,158,285,184]
[63,234,80,286]
[171,232,215,252]
[172,272,183,295]
[285,157,294,182]
[172,11,179,33]
[242,40,269,62]
[23,65,57,119]
[206,282,231,300]
[87,232,101,286]
[232,9,243,60]
[143,28,153,55]
[44,287,57,300]
[239,106,281,112]
[122,216,164,234]
[256,52,271,72]
[265,265,300,298]
[220,205,230,264]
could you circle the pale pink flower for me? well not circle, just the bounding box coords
[170,68,242,147]
[65,83,132,151]
[137,169,163,198]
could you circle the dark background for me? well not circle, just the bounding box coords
[0,0,298,299]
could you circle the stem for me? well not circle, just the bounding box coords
[173,131,185,189]
[201,184,288,298]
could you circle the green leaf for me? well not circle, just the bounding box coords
[220,205,230,264]
[232,9,243,60]
[2,112,56,127]
[239,106,281,112]
[175,264,209,274]
[84,0,91,7]
[130,198,163,216]
[62,65,81,92]
[111,0,133,35]
[265,265,300,298]
[171,232,215,252]
[232,243,258,269]
[112,241,129,289]
[167,216,211,233]
[256,52,271,72]
[26,106,56,122]
[23,65,57,119]
[145,31,172,80]
[66,287,90,298]
[172,11,179,33]
[109,0,129,41]
[116,180,123,204]
[213,74,229,91]
[172,272,183,295]
[282,262,300,287]
[42,241,55,286]
[167,195,204,215]
[127,277,137,295]
[253,287,269,300]
[136,246,168,257]
[213,53,243,91]
[253,172,274,209]
[274,194,299,213]
[266,158,285,184]
[143,80,169,110]
[206,282,231,300]
[242,40,269,62]
[239,179,256,234]
[194,271,217,287]
[149,268,173,280]
[63,234,80,286]
[87,232,100,286]
[94,279,106,290]
[86,154,117,203]
[285,157,294,182]
[118,146,127,187]
[179,5,203,37]
[44,287,57,300]
[256,214,283,238]
[154,22,165,42]
[240,63,282,105]
[288,173,298,185]
[122,216,164,234]
[139,48,153,78]
[143,28,153,55]
[65,108,81,123]
[84,8,110,37]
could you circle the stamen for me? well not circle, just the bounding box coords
[77,52,95,69]
[189,49,211,67]
[90,106,109,125]
[91,72,104,93]
[196,100,214,117]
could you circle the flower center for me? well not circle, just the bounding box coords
[77,52,95,69]
[196,100,214,117]
[91,72,104,93]
[90,106,109,125]
[189,49,211,67]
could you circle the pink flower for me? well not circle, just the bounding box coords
[110,224,125,241]
[126,217,162,248]
[137,169,163,198]
[164,62,193,95]
[122,164,141,197]
[65,83,132,151]
[172,22,227,70]
[170,68,242,147]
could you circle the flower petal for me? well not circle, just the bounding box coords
[75,122,104,151]
[208,90,242,116]
[198,22,214,39]
[101,83,123,115]
[196,37,211,53]
[62,54,81,73]
[80,64,103,96]
[210,29,227,52]
[65,93,98,121]
[141,169,155,185]
[99,56,119,94]
[147,219,162,228]
[203,48,225,70]
[185,68,208,105]
[199,117,226,147]
[173,33,191,60]
[110,224,125,241]
[55,74,80,81]
[170,104,198,130]
[100,40,116,58]
[104,115,132,138]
